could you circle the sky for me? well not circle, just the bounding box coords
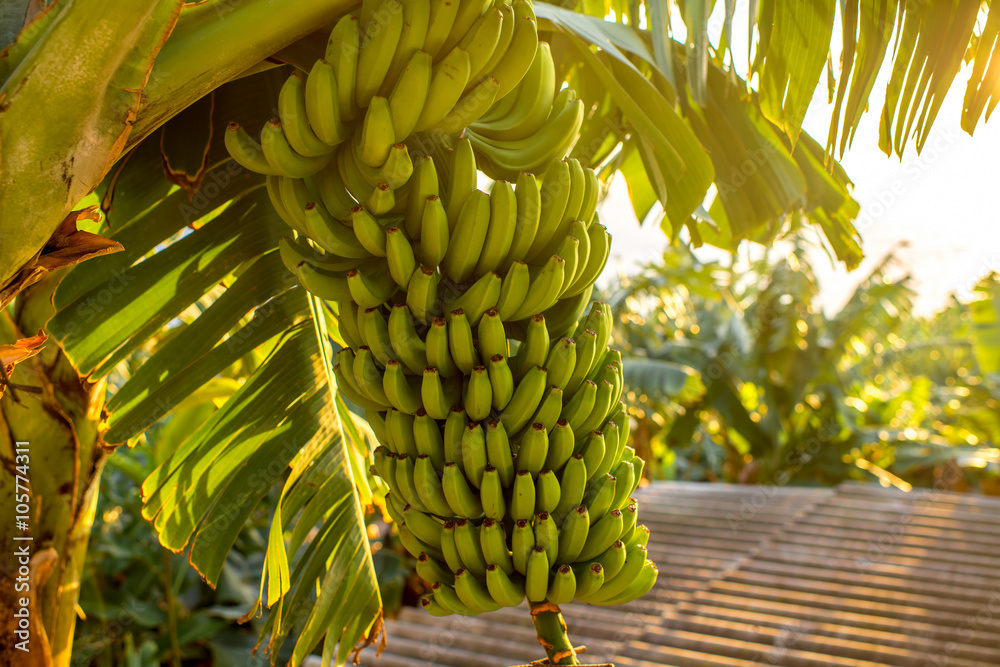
[596,2,1000,317]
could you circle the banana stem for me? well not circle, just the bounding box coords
[529,602,580,665]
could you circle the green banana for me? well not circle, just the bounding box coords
[353,346,390,405]
[573,563,604,599]
[561,379,597,437]
[316,164,358,221]
[387,49,431,139]
[372,445,390,480]
[225,123,280,175]
[510,470,535,521]
[334,362,385,410]
[381,0,430,94]
[426,317,459,378]
[441,0,490,56]
[472,179,517,277]
[413,410,445,467]
[454,519,489,579]
[577,544,649,604]
[552,454,586,520]
[496,260,530,321]
[500,171,541,270]
[507,255,566,321]
[441,521,464,573]
[478,309,509,359]
[431,581,478,616]
[385,226,416,288]
[414,454,454,516]
[589,540,626,581]
[432,75,500,135]
[477,3,514,85]
[261,118,331,178]
[305,60,348,147]
[443,136,478,228]
[499,365,547,434]
[407,267,440,325]
[292,262,353,302]
[421,367,459,420]
[326,14,361,123]
[442,462,483,518]
[583,473,616,525]
[511,518,535,575]
[383,359,423,413]
[515,423,547,476]
[486,564,524,606]
[461,421,488,487]
[355,0,404,107]
[610,460,635,511]
[303,202,369,258]
[361,306,395,366]
[566,222,610,297]
[576,508,623,563]
[420,594,452,617]
[487,355,514,410]
[474,40,550,141]
[417,553,454,585]
[447,309,479,374]
[357,96,396,168]
[512,313,548,380]
[423,0,460,58]
[556,505,589,564]
[525,546,549,603]
[486,3,538,99]
[530,386,563,433]
[416,195,450,266]
[365,182,396,215]
[535,469,561,515]
[484,419,515,487]
[402,503,444,549]
[544,420,575,473]
[447,270,501,325]
[534,511,559,566]
[545,337,577,390]
[279,72,335,157]
[395,456,429,514]
[547,565,576,605]
[413,46,472,133]
[347,266,397,308]
[458,7,502,86]
[480,518,514,575]
[443,407,468,472]
[399,523,442,560]
[454,568,502,612]
[388,303,428,375]
[480,467,506,520]
[441,189,490,284]
[599,558,657,606]
[405,154,439,238]
[388,409,419,457]
[579,431,606,482]
[620,501,638,541]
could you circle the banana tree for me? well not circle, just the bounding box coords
[2,1,998,666]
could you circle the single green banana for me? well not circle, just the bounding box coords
[395,456,430,514]
[544,337,577,391]
[355,0,404,107]
[261,118,331,178]
[365,182,396,215]
[381,0,430,94]
[556,505,590,564]
[388,303,428,375]
[357,96,396,168]
[455,568,502,612]
[447,270,501,325]
[316,163,357,220]
[471,179,517,277]
[552,454,586,519]
[552,236,580,294]
[416,553,454,585]
[511,312,548,380]
[588,540,626,581]
[423,0,460,58]
[225,123,280,175]
[416,195,450,266]
[326,14,361,123]
[441,189,490,284]
[525,159,570,260]
[515,423,548,476]
[476,2,514,84]
[441,521,464,573]
[547,565,576,605]
[279,72,335,157]
[447,308,479,374]
[399,522,442,560]
[529,386,563,433]
[487,354,514,410]
[458,7,502,86]
[539,158,586,259]
[565,327,597,392]
[372,445,390,480]
[486,4,538,99]
[598,559,658,606]
[405,154,438,238]
[414,454,454,516]
[511,518,535,575]
[534,511,559,565]
[442,462,483,518]
[486,563,524,606]
[510,470,536,521]
[464,367,493,423]
[303,201,370,258]
[361,306,395,366]
[499,365,547,434]
[461,420,489,487]
[565,221,592,289]
[577,379,614,437]
[480,518,514,576]
[579,430,606,482]
[620,501,638,541]
[544,419,575,474]
[443,136,478,228]
[387,408,419,457]
[267,175,298,229]
[577,544,649,604]
[495,260,530,321]
[611,460,635,511]
[421,367,459,420]
[277,174,310,233]
[576,508,624,563]
[426,317,459,379]
[292,262,353,302]
[561,379,597,437]
[305,60,348,147]
[389,49,433,141]
[413,46,472,133]
[385,227,416,288]
[478,309,509,359]
[367,409,388,446]
[484,419,515,487]
[431,581,478,616]
[454,519,489,579]
[525,547,550,603]
[413,410,445,467]
[353,346,390,405]
[500,171,541,270]
[337,142,375,203]
[565,221,610,297]
[583,473,616,525]
[507,255,566,321]
[440,0,491,56]
[577,162,600,226]
[443,407,467,473]
[480,467,506,520]
[340,299,368,350]
[347,266,397,308]
[420,594,452,617]
[431,75,500,135]
[535,468,561,515]
[334,363,385,410]
[406,266,440,324]
[383,360,423,413]
[402,503,444,549]
[573,563,604,599]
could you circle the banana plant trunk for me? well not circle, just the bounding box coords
[0,274,106,667]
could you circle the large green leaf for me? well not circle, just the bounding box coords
[622,357,706,405]
[962,2,1000,133]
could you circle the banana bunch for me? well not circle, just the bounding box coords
[225,0,657,617]
[369,301,658,613]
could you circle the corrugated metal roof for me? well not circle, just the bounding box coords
[346,482,1000,666]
